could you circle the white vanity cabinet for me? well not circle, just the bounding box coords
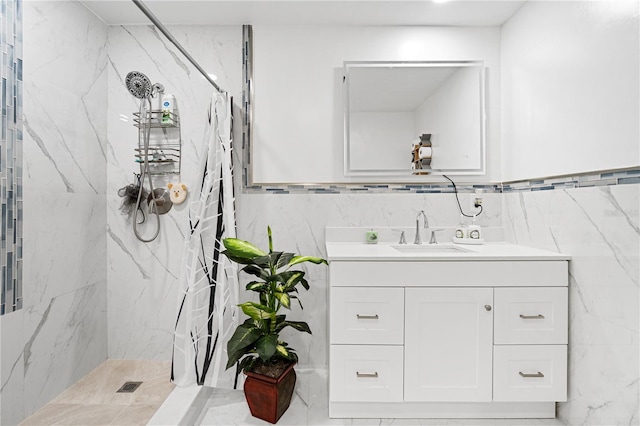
[326,241,570,420]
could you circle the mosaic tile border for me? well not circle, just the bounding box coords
[1,0,23,314]
[502,168,640,192]
[241,168,640,195]
[240,26,639,197]
[243,182,501,195]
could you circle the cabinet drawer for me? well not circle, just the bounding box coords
[493,345,567,402]
[330,287,404,344]
[494,287,568,344]
[330,345,403,402]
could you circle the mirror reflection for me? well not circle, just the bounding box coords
[344,61,486,176]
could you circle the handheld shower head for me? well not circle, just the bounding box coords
[125,71,152,99]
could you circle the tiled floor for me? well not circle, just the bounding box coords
[20,360,175,426]
[21,362,568,426]
[152,369,567,426]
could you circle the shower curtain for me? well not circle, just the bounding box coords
[171,91,239,388]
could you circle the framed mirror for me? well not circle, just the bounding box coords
[344,61,486,177]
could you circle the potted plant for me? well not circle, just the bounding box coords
[222,226,327,424]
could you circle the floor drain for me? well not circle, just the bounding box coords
[116,381,142,393]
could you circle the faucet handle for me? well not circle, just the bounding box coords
[429,228,444,244]
[392,228,407,244]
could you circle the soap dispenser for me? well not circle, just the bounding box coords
[468,214,482,240]
[455,214,467,239]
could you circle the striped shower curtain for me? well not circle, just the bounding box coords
[171,91,239,388]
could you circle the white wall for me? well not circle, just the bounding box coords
[252,25,501,183]
[1,2,109,424]
[502,2,640,424]
[501,1,640,181]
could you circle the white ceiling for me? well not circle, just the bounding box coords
[79,0,525,26]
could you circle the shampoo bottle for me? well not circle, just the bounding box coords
[161,94,176,126]
[468,214,482,240]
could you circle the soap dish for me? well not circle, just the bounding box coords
[453,237,484,245]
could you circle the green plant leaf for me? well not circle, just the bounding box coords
[223,238,266,259]
[267,226,273,253]
[251,252,283,270]
[274,292,291,309]
[287,255,328,268]
[221,251,256,266]
[267,270,304,287]
[237,355,258,373]
[250,254,273,269]
[276,320,312,334]
[245,281,267,292]
[276,344,289,357]
[276,253,296,270]
[256,334,278,362]
[226,325,261,369]
[241,264,269,280]
[285,271,305,290]
[239,302,276,321]
[299,277,310,291]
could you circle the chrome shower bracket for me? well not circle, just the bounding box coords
[152,82,165,98]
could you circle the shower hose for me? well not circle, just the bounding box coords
[133,98,161,242]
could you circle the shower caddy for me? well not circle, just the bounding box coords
[124,70,183,242]
[133,107,182,179]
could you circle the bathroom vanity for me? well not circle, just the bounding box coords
[326,228,570,419]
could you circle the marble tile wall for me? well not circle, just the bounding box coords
[106,24,242,360]
[0,1,109,424]
[503,184,639,425]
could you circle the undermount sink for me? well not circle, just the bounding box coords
[391,244,475,254]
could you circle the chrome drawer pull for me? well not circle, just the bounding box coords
[519,314,545,319]
[519,371,544,378]
[356,314,379,319]
[356,371,379,378]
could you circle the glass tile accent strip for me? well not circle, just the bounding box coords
[0,0,23,314]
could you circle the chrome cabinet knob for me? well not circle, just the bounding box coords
[484,305,492,311]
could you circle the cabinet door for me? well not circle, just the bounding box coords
[405,287,493,402]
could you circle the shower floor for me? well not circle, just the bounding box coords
[19,359,175,425]
[150,368,568,425]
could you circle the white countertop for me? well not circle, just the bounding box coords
[326,241,571,261]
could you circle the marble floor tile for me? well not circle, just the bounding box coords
[19,404,126,426]
[50,359,174,406]
[110,404,162,425]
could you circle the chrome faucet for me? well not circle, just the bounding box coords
[414,210,428,244]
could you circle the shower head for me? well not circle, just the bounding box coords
[125,71,152,99]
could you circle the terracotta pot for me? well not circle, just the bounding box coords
[243,362,297,424]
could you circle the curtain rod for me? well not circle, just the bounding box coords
[131,0,223,93]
